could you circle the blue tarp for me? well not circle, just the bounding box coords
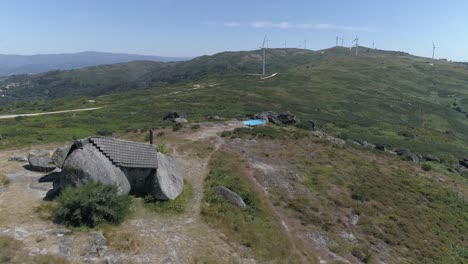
[243,119,266,127]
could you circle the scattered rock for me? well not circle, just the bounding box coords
[311,131,324,138]
[163,111,184,120]
[14,227,29,240]
[8,156,27,162]
[27,153,56,172]
[395,148,420,163]
[326,136,346,146]
[206,115,222,120]
[148,152,184,200]
[174,118,188,124]
[350,214,359,226]
[254,111,298,126]
[459,159,468,169]
[52,145,71,168]
[59,237,73,257]
[423,154,440,163]
[93,232,108,257]
[375,144,386,151]
[386,150,398,155]
[60,143,131,194]
[357,140,375,149]
[212,186,247,208]
[339,231,356,242]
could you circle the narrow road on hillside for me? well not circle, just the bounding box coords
[0,107,101,119]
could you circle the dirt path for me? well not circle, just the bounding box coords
[0,121,250,264]
[0,107,101,119]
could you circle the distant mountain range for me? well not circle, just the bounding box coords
[0,51,191,76]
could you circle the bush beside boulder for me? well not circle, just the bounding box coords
[54,181,131,228]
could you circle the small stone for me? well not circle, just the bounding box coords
[350,214,359,226]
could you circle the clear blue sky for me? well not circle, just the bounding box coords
[0,0,467,60]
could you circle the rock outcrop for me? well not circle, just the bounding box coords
[52,137,184,201]
[212,186,247,208]
[60,143,131,194]
[27,153,56,172]
[254,111,298,126]
[52,145,71,168]
[149,152,184,200]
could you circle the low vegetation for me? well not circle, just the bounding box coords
[54,181,131,228]
[143,181,193,214]
[241,136,468,263]
[201,150,305,262]
[0,173,9,187]
[221,125,309,140]
[103,228,142,254]
[0,236,68,264]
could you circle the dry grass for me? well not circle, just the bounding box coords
[103,228,143,254]
[0,236,69,264]
[0,173,9,187]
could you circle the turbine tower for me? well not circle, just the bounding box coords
[352,35,359,56]
[341,37,344,47]
[432,41,437,60]
[372,41,375,50]
[261,35,267,76]
[336,36,339,46]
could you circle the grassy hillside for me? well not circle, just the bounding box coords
[0,47,468,159]
[0,49,315,102]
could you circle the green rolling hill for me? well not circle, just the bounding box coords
[1,47,468,159]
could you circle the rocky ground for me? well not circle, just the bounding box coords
[0,121,257,264]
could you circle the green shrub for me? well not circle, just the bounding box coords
[54,181,131,228]
[421,163,432,171]
[143,181,192,214]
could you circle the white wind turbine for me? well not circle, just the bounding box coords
[352,35,359,56]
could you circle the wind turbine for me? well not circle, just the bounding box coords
[372,40,375,50]
[341,37,344,47]
[260,35,267,76]
[352,35,359,56]
[304,40,307,49]
[432,41,438,59]
[283,40,287,48]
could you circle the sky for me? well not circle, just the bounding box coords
[0,0,467,61]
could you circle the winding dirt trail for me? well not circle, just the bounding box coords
[0,107,101,119]
[0,121,249,264]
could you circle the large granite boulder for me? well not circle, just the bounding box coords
[395,148,420,163]
[212,186,246,208]
[148,152,184,200]
[60,144,131,194]
[28,153,56,172]
[254,111,298,126]
[52,145,71,168]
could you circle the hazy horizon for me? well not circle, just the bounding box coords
[1,0,467,60]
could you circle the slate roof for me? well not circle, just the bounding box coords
[88,137,158,169]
